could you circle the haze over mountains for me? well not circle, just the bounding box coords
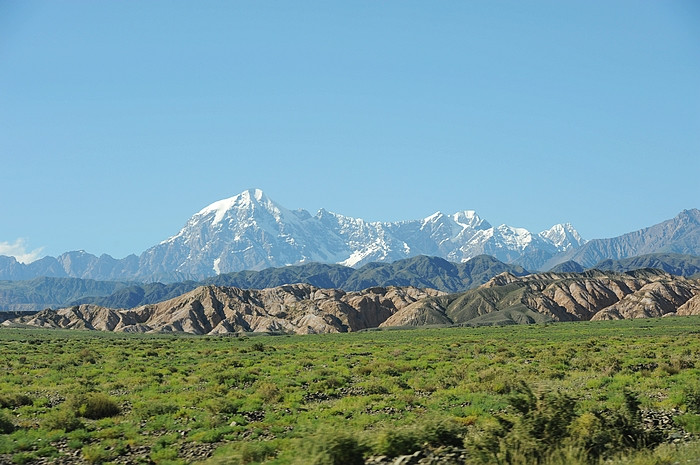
[0,189,698,283]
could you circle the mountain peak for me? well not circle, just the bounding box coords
[539,223,585,251]
[196,188,275,225]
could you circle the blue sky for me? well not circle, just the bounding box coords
[1,1,699,261]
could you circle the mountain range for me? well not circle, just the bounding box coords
[0,255,527,311]
[7,269,699,334]
[544,208,700,268]
[3,252,700,316]
[0,189,698,283]
[0,189,583,281]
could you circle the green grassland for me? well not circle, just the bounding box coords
[1,317,699,464]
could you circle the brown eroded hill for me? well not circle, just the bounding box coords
[3,284,442,335]
[380,269,700,327]
[6,269,699,334]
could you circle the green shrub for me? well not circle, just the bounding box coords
[35,445,59,458]
[10,452,34,465]
[674,414,700,434]
[0,410,14,434]
[208,441,278,464]
[375,428,420,457]
[42,408,84,432]
[0,392,32,409]
[418,418,465,448]
[255,382,282,403]
[69,393,120,420]
[464,384,660,463]
[251,342,265,352]
[684,385,700,413]
[297,430,367,465]
[374,418,465,457]
[82,444,110,464]
[150,445,180,464]
[135,401,179,418]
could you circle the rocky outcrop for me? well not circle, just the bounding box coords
[676,293,700,316]
[4,284,443,335]
[380,270,700,327]
[591,280,698,320]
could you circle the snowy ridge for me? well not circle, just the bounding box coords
[139,189,587,278]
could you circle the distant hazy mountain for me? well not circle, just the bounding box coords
[1,191,696,282]
[546,209,700,269]
[0,277,131,311]
[70,255,527,309]
[0,252,139,281]
[548,260,585,273]
[0,189,584,281]
[592,253,700,277]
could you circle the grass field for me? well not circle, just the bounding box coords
[1,317,699,464]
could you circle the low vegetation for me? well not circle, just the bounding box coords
[0,317,699,464]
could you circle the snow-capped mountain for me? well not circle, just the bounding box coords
[4,196,699,283]
[138,189,351,278]
[135,189,585,278]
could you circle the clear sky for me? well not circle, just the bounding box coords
[1,1,699,261]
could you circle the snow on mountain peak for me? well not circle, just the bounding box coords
[451,210,488,230]
[539,223,585,251]
[195,188,275,226]
[494,224,533,249]
[422,211,445,226]
[150,189,587,276]
[197,197,238,225]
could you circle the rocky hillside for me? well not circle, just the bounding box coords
[6,270,700,334]
[381,269,700,327]
[4,285,443,335]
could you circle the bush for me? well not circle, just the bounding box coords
[298,430,367,465]
[42,408,83,432]
[68,393,120,420]
[135,401,179,418]
[82,444,110,464]
[236,441,277,464]
[375,428,420,457]
[684,385,700,414]
[674,414,700,434]
[375,418,465,457]
[464,383,660,464]
[0,393,32,409]
[0,411,14,434]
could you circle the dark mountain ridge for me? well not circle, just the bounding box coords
[0,255,527,311]
[73,255,528,309]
